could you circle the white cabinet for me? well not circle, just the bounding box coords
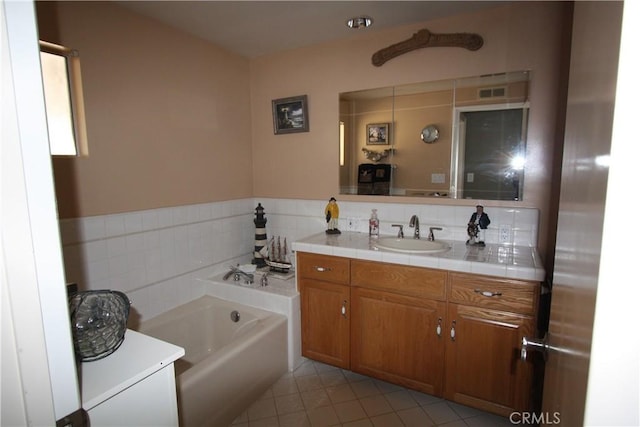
[81,329,184,426]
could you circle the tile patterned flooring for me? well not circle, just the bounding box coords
[231,359,515,427]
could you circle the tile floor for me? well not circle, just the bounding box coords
[231,359,515,427]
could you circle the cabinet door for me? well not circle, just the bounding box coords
[88,364,179,427]
[445,303,534,416]
[351,287,446,395]
[300,278,350,368]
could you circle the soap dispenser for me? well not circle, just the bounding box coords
[369,209,380,237]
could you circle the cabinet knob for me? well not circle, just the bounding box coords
[450,320,456,341]
[341,300,347,318]
[436,317,442,337]
[474,289,502,297]
[314,266,332,272]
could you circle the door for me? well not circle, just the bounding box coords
[300,279,350,368]
[351,287,446,395]
[445,304,534,416]
[2,0,81,424]
[522,2,636,426]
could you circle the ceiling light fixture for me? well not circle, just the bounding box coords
[346,16,373,29]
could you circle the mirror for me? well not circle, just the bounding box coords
[339,71,530,200]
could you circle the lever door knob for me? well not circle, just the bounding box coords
[521,333,549,361]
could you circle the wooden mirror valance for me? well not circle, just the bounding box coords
[372,28,484,67]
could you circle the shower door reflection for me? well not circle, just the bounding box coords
[453,105,528,200]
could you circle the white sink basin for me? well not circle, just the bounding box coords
[375,237,450,254]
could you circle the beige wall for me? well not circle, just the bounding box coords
[37,1,571,265]
[37,1,253,218]
[250,2,571,262]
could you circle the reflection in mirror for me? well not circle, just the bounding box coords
[339,86,395,195]
[421,125,439,143]
[453,105,528,200]
[339,71,530,201]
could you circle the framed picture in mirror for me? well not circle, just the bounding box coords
[272,95,309,134]
[367,123,390,145]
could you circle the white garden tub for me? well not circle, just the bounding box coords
[139,295,288,427]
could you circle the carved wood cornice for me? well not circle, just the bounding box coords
[372,28,484,67]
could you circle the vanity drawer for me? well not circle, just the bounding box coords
[448,272,539,315]
[297,253,350,285]
[351,260,447,300]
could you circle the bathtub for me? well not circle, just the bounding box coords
[139,295,288,427]
[198,271,302,372]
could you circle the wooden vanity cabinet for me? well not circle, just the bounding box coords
[298,253,351,368]
[444,272,539,416]
[297,252,540,417]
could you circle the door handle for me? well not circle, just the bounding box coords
[521,333,549,361]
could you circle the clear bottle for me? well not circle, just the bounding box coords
[369,209,380,237]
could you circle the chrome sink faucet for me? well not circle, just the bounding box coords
[428,227,443,241]
[409,215,420,239]
[391,224,404,238]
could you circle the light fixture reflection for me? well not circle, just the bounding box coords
[339,121,345,166]
[511,155,526,170]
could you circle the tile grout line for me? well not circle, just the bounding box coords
[232,359,514,427]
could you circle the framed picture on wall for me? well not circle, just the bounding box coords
[272,95,309,134]
[367,123,390,145]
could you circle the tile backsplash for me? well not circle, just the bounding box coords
[59,198,538,321]
[261,198,539,248]
[59,199,256,322]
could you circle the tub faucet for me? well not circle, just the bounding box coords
[223,266,254,284]
[409,215,420,239]
[234,271,254,284]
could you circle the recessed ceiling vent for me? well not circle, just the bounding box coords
[346,16,373,29]
[478,86,506,99]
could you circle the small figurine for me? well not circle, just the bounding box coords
[467,205,490,246]
[325,197,341,234]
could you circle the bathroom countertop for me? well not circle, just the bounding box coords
[292,231,545,282]
[81,329,184,411]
